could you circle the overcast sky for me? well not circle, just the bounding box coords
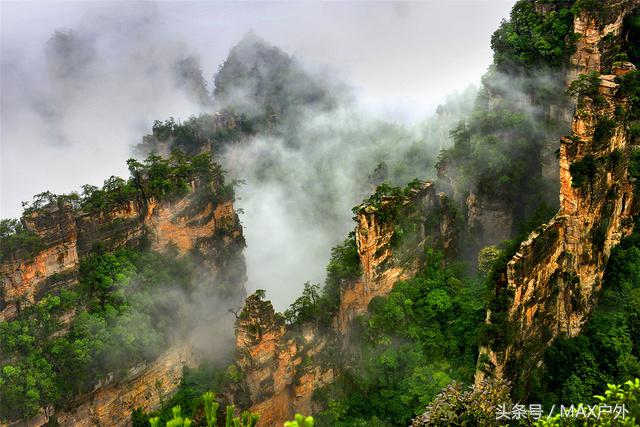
[0,0,513,219]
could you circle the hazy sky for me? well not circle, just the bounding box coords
[0,1,513,219]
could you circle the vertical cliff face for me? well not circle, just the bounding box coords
[231,181,457,426]
[232,294,334,427]
[54,345,197,427]
[337,182,456,333]
[567,2,631,82]
[465,191,516,248]
[1,194,245,322]
[1,205,80,321]
[0,177,246,425]
[477,2,639,393]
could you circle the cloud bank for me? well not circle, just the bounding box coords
[1,1,511,309]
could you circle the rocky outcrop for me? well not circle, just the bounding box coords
[232,181,457,426]
[567,1,635,83]
[337,182,455,333]
[477,31,638,392]
[232,294,333,427]
[1,205,80,321]
[1,179,246,425]
[53,344,196,427]
[1,192,245,322]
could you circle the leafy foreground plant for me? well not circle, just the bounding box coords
[202,391,219,427]
[411,378,511,426]
[148,393,259,427]
[412,378,640,426]
[284,414,315,427]
[534,379,640,427]
[148,391,316,427]
[149,406,192,427]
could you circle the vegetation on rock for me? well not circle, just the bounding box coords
[0,219,44,262]
[411,378,511,427]
[4,1,640,425]
[491,0,578,72]
[529,226,640,407]
[0,148,242,421]
[313,250,485,426]
[0,248,207,419]
[16,150,234,217]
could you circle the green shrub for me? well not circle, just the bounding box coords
[285,282,321,326]
[285,414,315,427]
[0,219,44,262]
[623,7,640,65]
[314,250,485,425]
[573,0,605,14]
[491,0,577,72]
[534,379,640,426]
[145,114,255,156]
[570,155,598,189]
[568,72,604,107]
[411,378,511,426]
[132,363,232,427]
[19,150,232,216]
[0,248,206,421]
[617,70,640,122]
[316,233,361,324]
[594,117,616,146]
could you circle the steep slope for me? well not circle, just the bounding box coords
[0,153,246,425]
[36,346,196,427]
[477,0,640,396]
[1,189,244,322]
[228,181,457,426]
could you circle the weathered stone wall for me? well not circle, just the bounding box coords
[232,295,333,427]
[477,2,640,390]
[1,182,246,426]
[232,181,457,426]
[1,191,245,322]
[53,345,197,427]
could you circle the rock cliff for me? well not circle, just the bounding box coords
[54,345,196,427]
[231,294,333,427]
[1,192,245,322]
[337,183,456,333]
[477,1,640,394]
[230,181,457,426]
[0,172,246,425]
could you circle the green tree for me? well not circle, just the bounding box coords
[285,414,315,427]
[203,391,220,427]
[0,218,43,261]
[284,282,321,325]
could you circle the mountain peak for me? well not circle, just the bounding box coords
[213,33,334,120]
